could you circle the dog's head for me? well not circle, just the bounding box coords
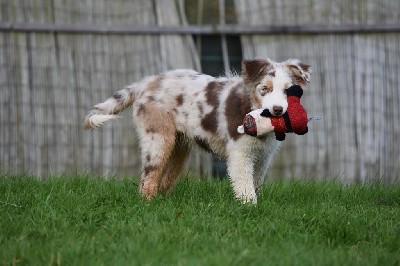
[242,58,311,116]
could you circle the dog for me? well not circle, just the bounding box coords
[83,58,311,204]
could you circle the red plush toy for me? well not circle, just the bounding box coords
[237,85,308,141]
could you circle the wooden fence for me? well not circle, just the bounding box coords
[0,0,211,178]
[234,0,400,183]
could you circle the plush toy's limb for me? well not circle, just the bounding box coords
[296,126,308,135]
[237,109,274,137]
[242,115,258,136]
[275,132,286,141]
[286,85,303,98]
[257,117,274,137]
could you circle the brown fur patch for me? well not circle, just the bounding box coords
[111,88,134,115]
[250,90,262,109]
[141,102,175,137]
[201,113,218,133]
[147,75,163,92]
[137,104,146,116]
[146,127,157,134]
[289,65,309,85]
[194,136,212,153]
[159,133,191,193]
[265,80,273,91]
[113,91,123,100]
[292,76,305,85]
[242,59,270,84]
[138,102,177,200]
[205,81,224,107]
[201,81,224,133]
[143,165,158,176]
[299,63,311,72]
[197,102,204,114]
[176,94,184,106]
[128,89,135,101]
[225,85,252,140]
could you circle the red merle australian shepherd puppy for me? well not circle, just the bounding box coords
[84,58,311,204]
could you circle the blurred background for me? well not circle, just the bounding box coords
[0,0,399,183]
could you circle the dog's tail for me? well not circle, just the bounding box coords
[83,86,136,129]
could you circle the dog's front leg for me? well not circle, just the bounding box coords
[253,135,281,193]
[227,143,257,204]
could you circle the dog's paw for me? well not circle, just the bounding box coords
[140,180,159,201]
[238,194,257,205]
[237,125,245,134]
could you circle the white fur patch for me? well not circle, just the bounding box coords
[259,66,292,114]
[85,114,119,128]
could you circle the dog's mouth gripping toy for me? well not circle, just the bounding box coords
[237,85,314,141]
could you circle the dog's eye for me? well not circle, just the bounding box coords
[263,86,270,92]
[260,86,271,96]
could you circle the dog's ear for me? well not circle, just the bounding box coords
[242,59,271,84]
[286,59,312,85]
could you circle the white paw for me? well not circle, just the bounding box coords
[237,194,257,205]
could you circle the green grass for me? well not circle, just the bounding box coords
[0,175,399,266]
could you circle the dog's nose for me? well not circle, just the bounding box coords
[273,106,283,116]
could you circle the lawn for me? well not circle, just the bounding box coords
[0,175,399,265]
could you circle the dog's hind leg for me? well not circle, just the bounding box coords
[159,133,191,194]
[135,104,176,200]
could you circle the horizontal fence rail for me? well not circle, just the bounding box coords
[1,22,400,35]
